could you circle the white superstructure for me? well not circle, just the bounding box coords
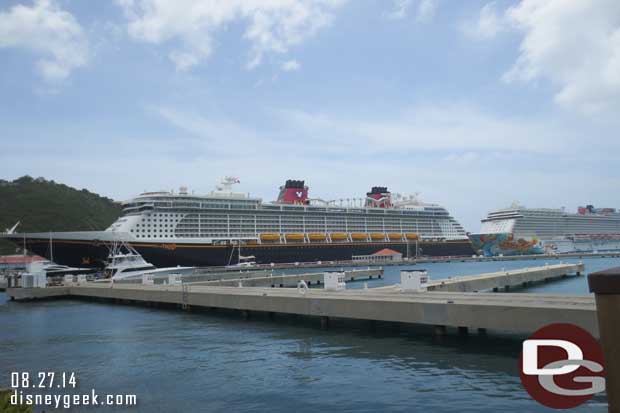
[481,204,620,238]
[105,178,469,244]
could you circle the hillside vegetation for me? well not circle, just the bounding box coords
[0,176,122,254]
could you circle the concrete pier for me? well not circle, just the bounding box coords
[177,251,619,272]
[6,283,598,338]
[426,263,584,292]
[185,268,382,288]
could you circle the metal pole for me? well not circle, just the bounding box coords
[49,231,53,262]
[588,267,620,413]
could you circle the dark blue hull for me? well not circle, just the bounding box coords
[9,236,475,268]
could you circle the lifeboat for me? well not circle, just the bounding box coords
[388,232,403,241]
[406,232,419,240]
[308,233,327,241]
[285,233,305,241]
[260,233,280,242]
[370,233,385,241]
[330,233,348,241]
[351,233,368,241]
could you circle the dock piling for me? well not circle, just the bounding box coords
[433,325,447,337]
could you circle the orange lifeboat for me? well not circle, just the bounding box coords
[285,233,305,241]
[406,232,419,240]
[370,233,385,241]
[308,233,326,241]
[351,233,368,241]
[388,232,403,241]
[260,233,280,242]
[330,233,348,241]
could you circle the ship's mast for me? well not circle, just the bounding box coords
[49,231,53,262]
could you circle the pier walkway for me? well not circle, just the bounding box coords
[184,268,382,287]
[5,263,594,337]
[427,263,583,292]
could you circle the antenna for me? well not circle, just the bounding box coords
[5,221,20,234]
[216,176,241,193]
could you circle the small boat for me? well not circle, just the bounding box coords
[233,254,256,267]
[370,233,385,240]
[105,242,194,282]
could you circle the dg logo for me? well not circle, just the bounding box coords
[520,323,606,409]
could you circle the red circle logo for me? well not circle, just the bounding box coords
[519,323,605,409]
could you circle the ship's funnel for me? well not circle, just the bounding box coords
[366,186,392,208]
[277,180,309,204]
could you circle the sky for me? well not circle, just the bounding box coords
[1,0,619,232]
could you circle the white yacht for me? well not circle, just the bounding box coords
[105,242,194,282]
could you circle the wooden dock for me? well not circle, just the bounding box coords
[5,263,595,338]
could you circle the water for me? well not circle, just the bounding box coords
[1,257,617,412]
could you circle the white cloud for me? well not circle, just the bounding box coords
[444,152,480,164]
[277,103,566,155]
[415,0,436,23]
[385,0,436,22]
[468,1,620,113]
[464,1,503,39]
[0,0,88,81]
[503,0,620,112]
[116,0,346,71]
[282,59,301,71]
[385,0,411,20]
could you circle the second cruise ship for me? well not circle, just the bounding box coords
[470,203,620,256]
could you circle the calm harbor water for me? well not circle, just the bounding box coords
[1,257,617,412]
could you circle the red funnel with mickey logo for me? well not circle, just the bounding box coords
[277,180,309,205]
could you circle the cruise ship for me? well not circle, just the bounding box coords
[470,203,620,256]
[2,178,474,267]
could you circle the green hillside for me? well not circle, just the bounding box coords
[0,176,122,254]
